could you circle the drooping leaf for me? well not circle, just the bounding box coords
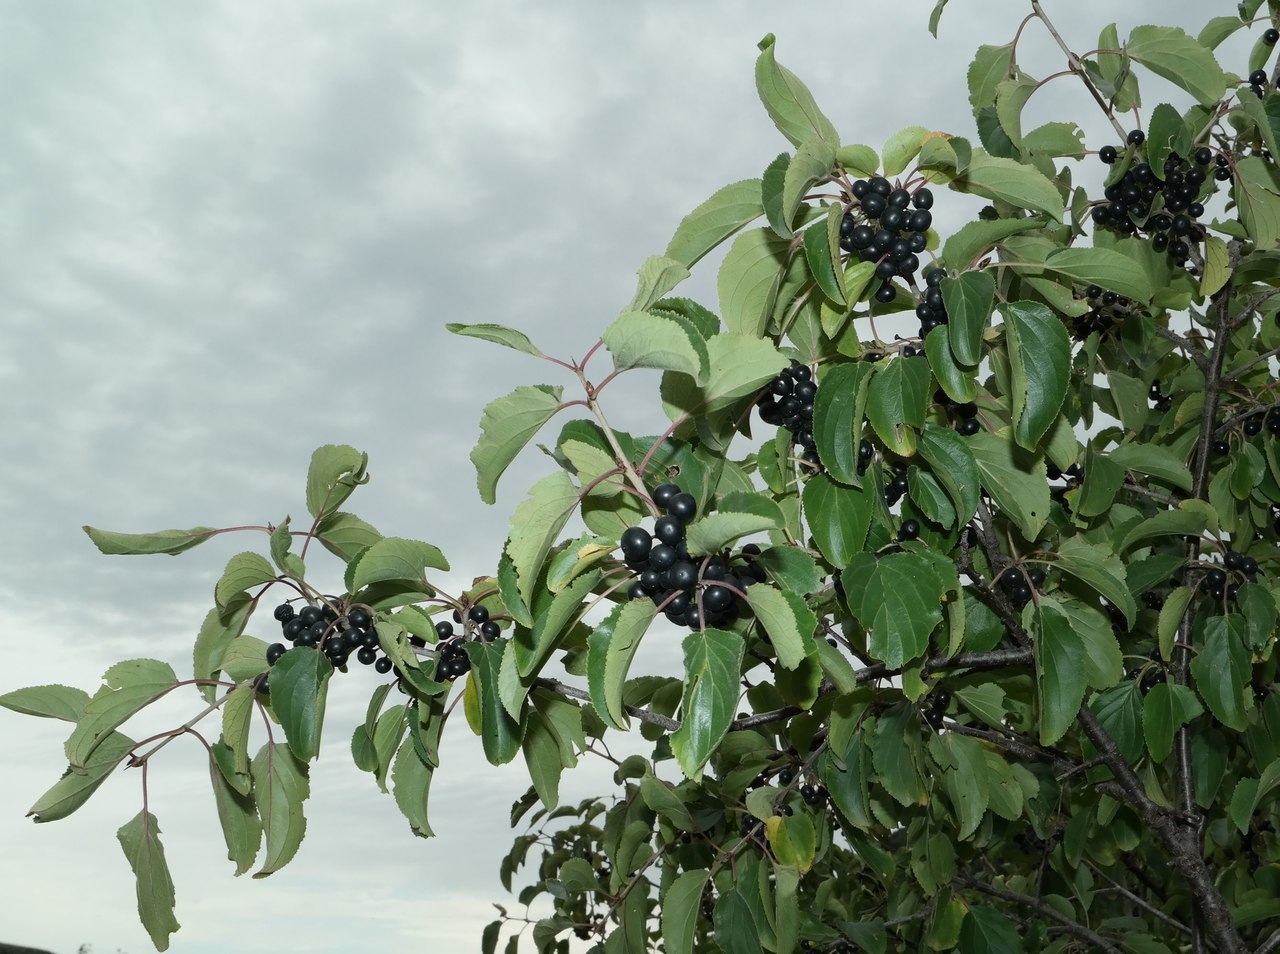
[504,471,580,619]
[941,271,994,367]
[755,35,840,148]
[268,648,333,763]
[587,599,660,731]
[671,628,745,780]
[968,430,1050,541]
[662,869,711,954]
[117,811,180,951]
[1091,681,1146,763]
[471,385,564,505]
[865,356,931,456]
[250,742,310,878]
[803,474,873,567]
[1144,683,1204,763]
[918,424,981,527]
[465,640,523,765]
[1003,300,1071,450]
[1191,615,1253,731]
[765,812,816,872]
[82,525,215,557]
[812,362,874,485]
[1034,598,1087,745]
[65,659,178,769]
[717,228,791,338]
[305,444,368,520]
[0,684,90,722]
[208,755,261,876]
[28,731,134,823]
[1053,537,1137,629]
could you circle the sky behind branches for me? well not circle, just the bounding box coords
[0,1,1220,951]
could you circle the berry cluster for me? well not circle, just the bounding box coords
[620,484,766,629]
[429,605,499,682]
[799,782,827,806]
[915,267,950,338]
[1070,284,1135,340]
[884,462,909,506]
[1149,380,1172,414]
[934,388,980,436]
[839,178,934,304]
[757,360,819,469]
[1199,551,1260,604]
[995,567,1046,609]
[1248,67,1273,98]
[1095,140,1218,268]
[923,689,951,728]
[267,600,392,686]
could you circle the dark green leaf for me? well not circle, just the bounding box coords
[803,474,873,567]
[662,869,711,954]
[1144,683,1204,763]
[1053,537,1137,628]
[250,742,310,877]
[865,357,931,456]
[813,362,873,485]
[65,659,178,768]
[1191,615,1253,731]
[941,271,994,367]
[587,600,659,731]
[268,648,333,762]
[925,326,977,404]
[1003,300,1070,450]
[843,552,944,668]
[28,731,134,823]
[1091,681,1146,762]
[959,906,1020,954]
[714,887,764,954]
[744,584,817,669]
[465,640,522,765]
[208,757,260,876]
[969,430,1050,541]
[918,423,982,527]
[671,628,745,780]
[1035,598,1087,745]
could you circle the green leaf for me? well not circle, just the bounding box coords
[865,357,931,456]
[1238,583,1277,650]
[954,149,1065,219]
[1109,442,1193,491]
[250,742,310,877]
[1045,247,1154,304]
[1092,681,1146,762]
[717,228,790,338]
[522,708,567,810]
[836,143,879,177]
[1053,537,1137,628]
[779,139,836,236]
[347,536,449,592]
[505,471,580,618]
[821,735,874,829]
[587,600,659,731]
[813,362,874,485]
[117,812,180,951]
[968,430,1050,541]
[268,518,303,579]
[757,546,822,594]
[937,733,990,840]
[925,326,977,404]
[959,906,1020,954]
[82,525,214,556]
[1003,301,1071,450]
[0,684,90,721]
[942,271,994,367]
[208,756,261,876]
[313,511,383,562]
[918,424,981,527]
[221,684,255,783]
[765,812,816,872]
[1144,683,1204,763]
[626,255,692,312]
[744,585,817,669]
[803,474,873,567]
[671,628,745,780]
[662,869,711,954]
[512,570,599,681]
[715,887,764,954]
[1158,587,1193,660]
[1034,598,1087,745]
[802,208,846,306]
[1191,615,1252,731]
[995,73,1037,149]
[843,552,945,668]
[465,640,522,765]
[686,511,781,556]
[471,384,564,505]
[268,648,333,763]
[640,772,696,830]
[1127,25,1227,107]
[1054,597,1123,690]
[942,219,1043,273]
[28,731,134,823]
[755,36,839,148]
[1230,759,1280,834]
[678,334,790,417]
[603,309,708,382]
[928,0,950,36]
[305,444,368,520]
[872,705,925,806]
[212,551,276,608]
[1117,501,1211,552]
[666,179,765,269]
[882,126,930,177]
[1234,156,1280,250]
[65,659,178,768]
[445,322,544,357]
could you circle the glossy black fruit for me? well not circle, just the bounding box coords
[620,526,652,558]
[480,620,501,640]
[375,656,393,674]
[655,515,684,545]
[266,643,287,665]
[1099,145,1118,164]
[1266,27,1279,45]
[298,605,323,627]
[897,520,921,542]
[347,607,372,630]
[668,493,698,522]
[273,603,295,623]
[652,483,681,509]
[1127,129,1145,146]
[957,418,980,436]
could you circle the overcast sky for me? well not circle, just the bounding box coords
[0,1,1222,951]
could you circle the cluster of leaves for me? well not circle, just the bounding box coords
[5,2,1280,953]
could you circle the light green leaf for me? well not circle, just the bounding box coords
[1053,537,1136,628]
[512,570,599,680]
[1234,156,1280,250]
[117,812,180,951]
[505,471,579,619]
[942,271,994,367]
[471,384,564,505]
[1144,683,1204,763]
[779,139,836,237]
[1045,247,1154,304]
[865,356,931,456]
[882,126,930,177]
[65,660,178,769]
[28,731,134,823]
[587,600,659,731]
[603,310,708,382]
[208,756,261,875]
[755,36,840,148]
[627,255,692,312]
[1003,300,1070,450]
[305,444,368,520]
[717,228,790,338]
[745,585,817,669]
[82,525,215,557]
[313,511,383,562]
[1034,598,1087,745]
[968,430,1050,541]
[666,179,765,269]
[1127,24,1227,107]
[671,628,745,780]
[0,684,90,721]
[765,812,816,872]
[835,143,879,177]
[686,511,781,556]
[803,473,873,567]
[954,149,1065,219]
[250,742,310,878]
[942,219,1043,273]
[639,772,696,830]
[1117,501,1211,552]
[214,551,277,608]
[843,552,945,668]
[348,536,449,592]
[1109,442,1193,491]
[938,733,990,840]
[445,322,544,357]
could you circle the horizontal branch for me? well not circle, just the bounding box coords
[957,875,1125,954]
